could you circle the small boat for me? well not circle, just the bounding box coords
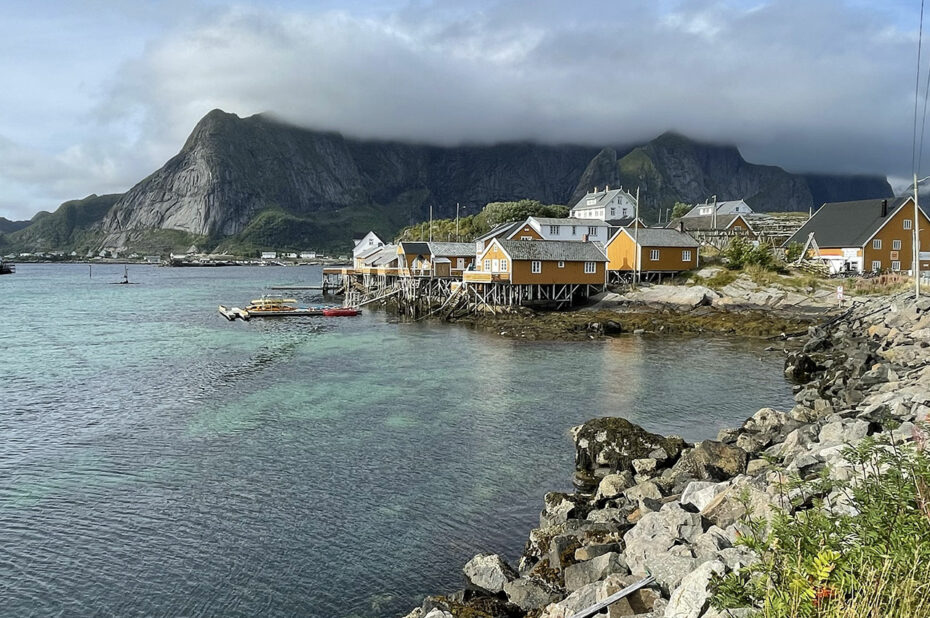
[322,307,361,317]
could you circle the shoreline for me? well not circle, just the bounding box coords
[405,291,930,618]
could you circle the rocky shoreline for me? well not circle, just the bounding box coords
[405,291,930,618]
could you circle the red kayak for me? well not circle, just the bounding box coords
[322,307,361,317]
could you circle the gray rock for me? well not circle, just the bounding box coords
[746,459,771,475]
[423,610,453,618]
[692,526,733,561]
[503,577,560,611]
[633,458,659,476]
[564,552,629,592]
[595,472,635,501]
[575,542,624,562]
[663,560,725,618]
[539,573,629,618]
[586,507,624,524]
[626,480,664,502]
[680,481,727,511]
[676,441,748,481]
[463,553,518,594]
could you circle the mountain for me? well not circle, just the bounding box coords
[100,109,600,252]
[0,217,30,234]
[0,194,121,255]
[568,133,892,221]
[7,110,895,254]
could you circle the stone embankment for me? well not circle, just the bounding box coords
[405,292,930,618]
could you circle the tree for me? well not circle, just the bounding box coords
[671,202,691,220]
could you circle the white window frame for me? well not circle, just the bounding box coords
[892,260,901,271]
[531,260,542,274]
[871,260,882,272]
[682,250,692,262]
[904,219,913,230]
[584,261,596,273]
[520,235,533,240]
[558,260,565,268]
[650,249,660,261]
[500,259,508,272]
[873,239,882,249]
[548,225,560,234]
[892,239,902,250]
[588,226,598,236]
[484,259,491,271]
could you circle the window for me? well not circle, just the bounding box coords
[571,226,577,235]
[588,227,598,236]
[586,198,596,206]
[873,239,882,249]
[531,260,542,274]
[549,225,560,234]
[650,249,660,261]
[558,260,565,268]
[500,260,508,272]
[484,259,491,271]
[491,258,499,272]
[893,239,902,250]
[904,219,913,230]
[682,250,692,262]
[584,261,596,273]
[871,260,882,272]
[610,208,616,216]
[520,236,533,240]
[892,261,901,271]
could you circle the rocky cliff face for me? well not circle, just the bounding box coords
[569,132,892,222]
[100,110,599,248]
[95,112,891,250]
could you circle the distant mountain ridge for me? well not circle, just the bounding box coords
[3,109,894,254]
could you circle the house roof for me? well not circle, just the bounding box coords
[428,242,475,257]
[617,227,699,248]
[683,200,752,218]
[605,217,644,227]
[783,197,912,248]
[530,216,610,227]
[571,188,636,211]
[496,239,608,261]
[475,220,522,243]
[371,245,399,266]
[667,214,745,231]
[399,241,432,256]
[356,244,384,260]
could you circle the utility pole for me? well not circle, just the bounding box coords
[429,204,433,243]
[915,174,921,298]
[633,187,641,288]
[456,202,460,242]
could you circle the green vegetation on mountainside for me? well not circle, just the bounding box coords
[3,194,121,254]
[396,199,569,242]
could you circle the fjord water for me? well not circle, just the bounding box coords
[0,264,793,617]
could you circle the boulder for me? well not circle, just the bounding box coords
[573,417,687,490]
[664,560,726,618]
[541,492,589,527]
[564,552,630,592]
[692,526,733,561]
[539,573,629,618]
[575,542,624,562]
[701,482,778,529]
[595,472,635,501]
[680,481,727,511]
[503,577,560,611]
[625,480,664,502]
[675,441,748,481]
[463,553,518,594]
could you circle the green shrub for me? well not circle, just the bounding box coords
[785,242,804,263]
[722,237,776,270]
[711,430,930,617]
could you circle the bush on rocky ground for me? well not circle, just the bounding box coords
[711,430,930,617]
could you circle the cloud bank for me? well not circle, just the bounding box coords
[0,0,921,219]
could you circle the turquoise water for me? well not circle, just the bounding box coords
[0,264,793,617]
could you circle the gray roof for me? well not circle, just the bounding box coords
[571,188,635,211]
[371,245,399,266]
[683,200,753,217]
[667,214,745,231]
[605,217,644,227]
[475,220,522,243]
[616,227,699,248]
[428,242,475,257]
[399,241,431,256]
[496,239,607,261]
[531,216,610,227]
[783,197,912,248]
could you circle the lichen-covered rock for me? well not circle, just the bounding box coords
[594,472,635,501]
[572,417,688,490]
[463,553,518,594]
[675,441,748,481]
[503,577,560,611]
[563,551,630,592]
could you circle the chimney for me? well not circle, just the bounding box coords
[606,185,610,192]
[582,233,589,242]
[881,199,888,217]
[677,220,685,233]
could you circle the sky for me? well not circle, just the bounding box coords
[0,0,926,220]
